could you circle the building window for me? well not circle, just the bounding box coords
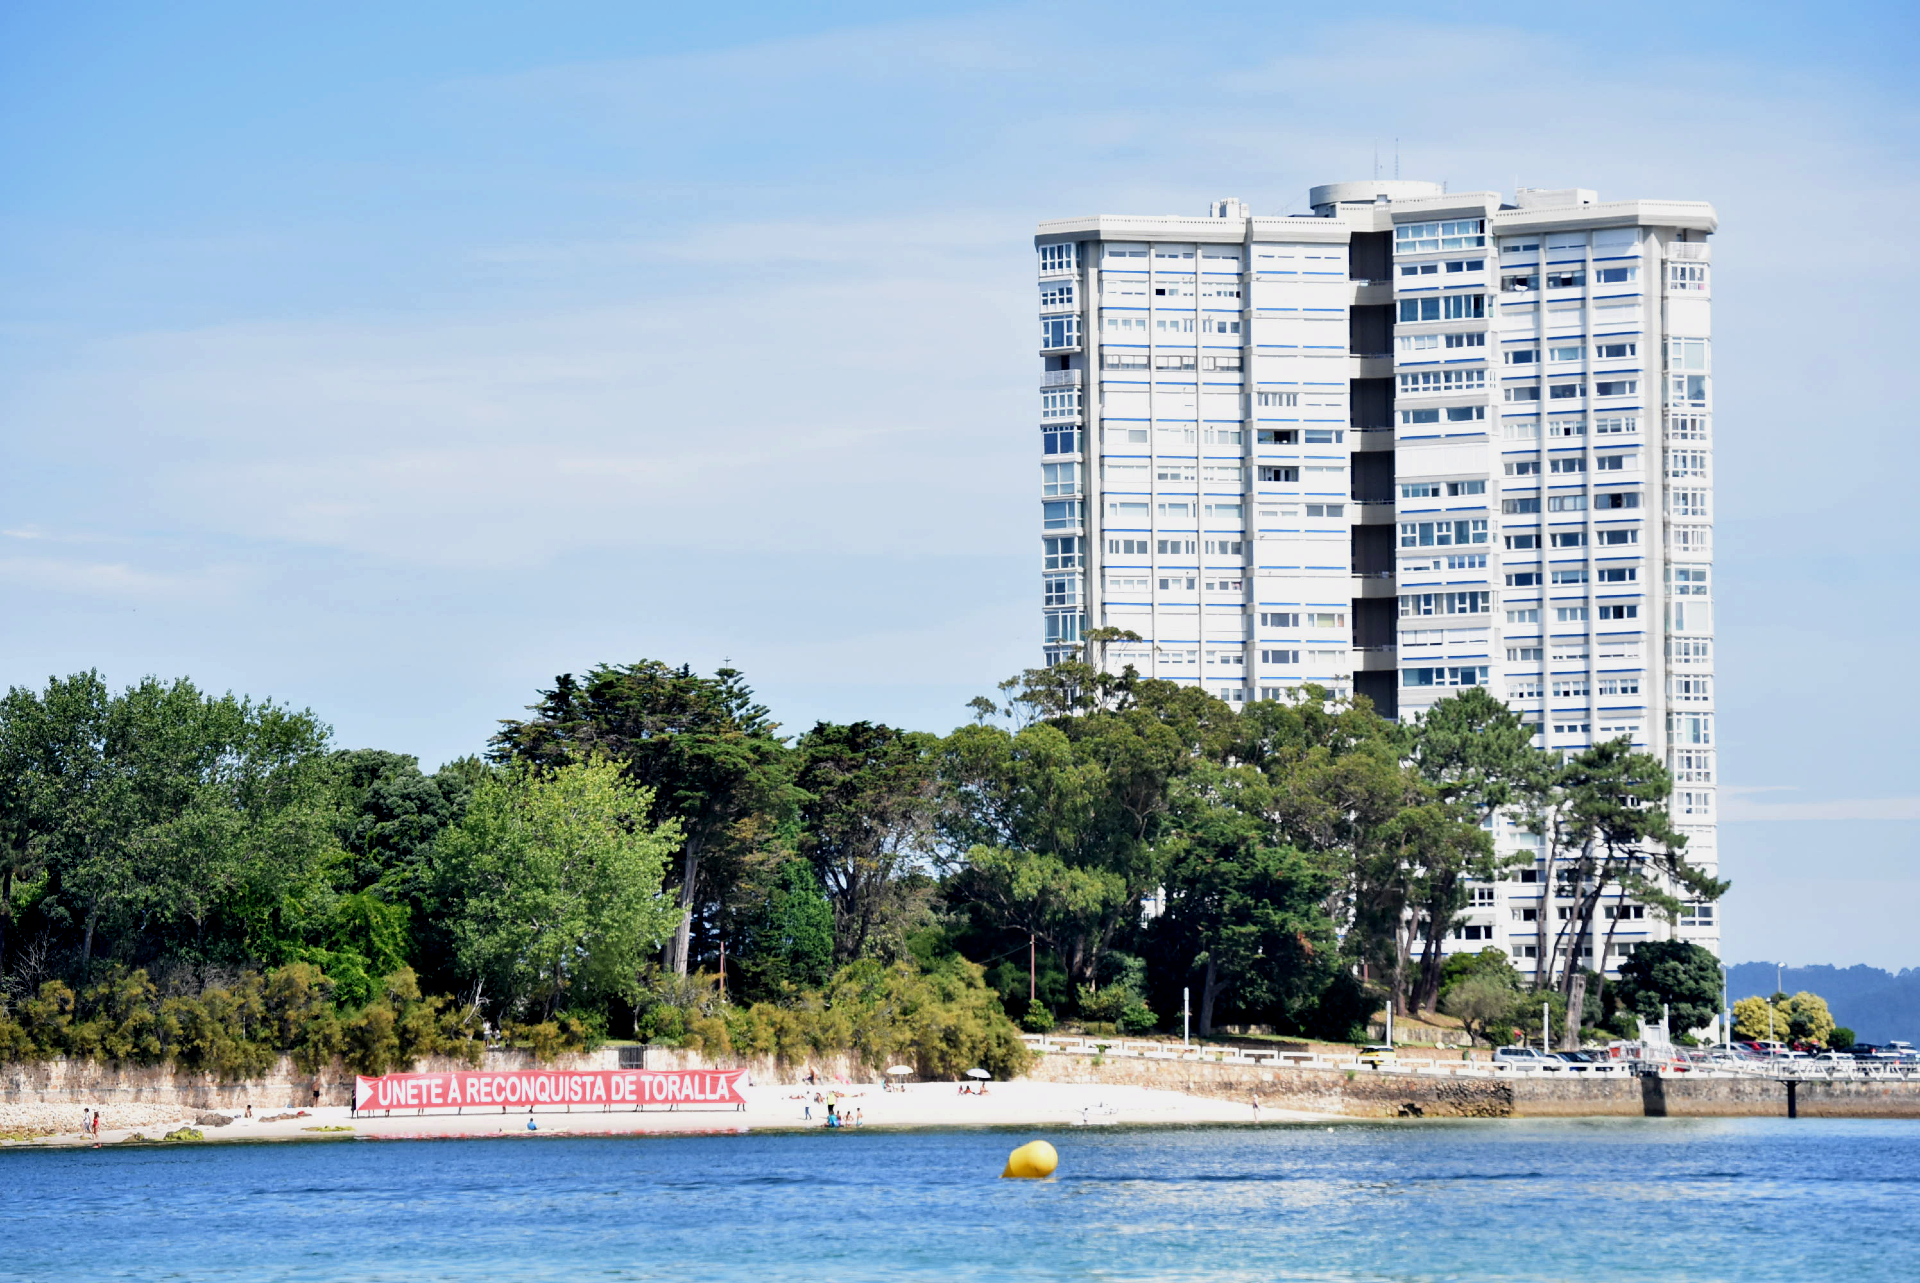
[1041,462,1079,496]
[1042,575,1078,607]
[1040,387,1081,420]
[1399,592,1491,617]
[1594,266,1637,285]
[1395,219,1487,252]
[1594,380,1637,398]
[1304,503,1343,517]
[1666,337,1710,371]
[1594,416,1639,436]
[1154,353,1197,370]
[1256,391,1298,408]
[1201,317,1241,335]
[1039,280,1075,308]
[1041,427,1080,455]
[1259,612,1300,628]
[1669,374,1709,404]
[1672,749,1714,782]
[1399,519,1488,547]
[1504,385,1541,403]
[1105,537,1148,556]
[1595,342,1637,359]
[1593,491,1641,510]
[1547,494,1586,512]
[1102,351,1149,370]
[1597,604,1638,620]
[1556,606,1588,622]
[1398,369,1487,396]
[1042,500,1082,530]
[1668,263,1709,292]
[1549,383,1584,400]
[1201,355,1242,371]
[1665,414,1708,442]
[1668,488,1709,518]
[1398,295,1487,322]
[1043,536,1084,569]
[1039,243,1078,273]
[1506,609,1539,624]
[1040,315,1079,350]
[1403,666,1489,686]
[1668,566,1710,596]
[1260,648,1301,665]
[1260,466,1299,483]
[1043,610,1082,644]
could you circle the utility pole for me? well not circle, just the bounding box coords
[1183,987,1190,1047]
[1541,1001,1549,1053]
[1386,1002,1394,1049]
[1029,933,1036,1004]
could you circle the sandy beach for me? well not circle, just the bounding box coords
[8,1079,1339,1148]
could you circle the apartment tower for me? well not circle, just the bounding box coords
[1033,180,1718,976]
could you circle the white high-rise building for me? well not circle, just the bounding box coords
[1034,181,1718,976]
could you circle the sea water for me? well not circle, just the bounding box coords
[2,1119,1913,1281]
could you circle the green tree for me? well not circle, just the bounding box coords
[1829,1026,1856,1051]
[1404,688,1548,1012]
[1152,750,1340,1036]
[733,859,835,996]
[1528,739,1725,1045]
[491,662,796,975]
[0,672,339,974]
[1609,940,1722,1040]
[1732,995,1782,1042]
[1441,974,1518,1047]
[434,758,682,1022]
[938,674,1204,991]
[1778,991,1836,1046]
[793,722,940,962]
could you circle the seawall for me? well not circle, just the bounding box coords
[1024,1052,1920,1119]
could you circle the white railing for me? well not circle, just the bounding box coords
[1665,242,1710,261]
[1019,1034,1920,1082]
[1040,369,1082,388]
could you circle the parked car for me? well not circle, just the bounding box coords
[1356,1045,1396,1067]
[1493,1046,1554,1067]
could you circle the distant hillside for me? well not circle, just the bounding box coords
[1726,963,1920,1043]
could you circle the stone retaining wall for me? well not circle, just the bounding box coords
[1025,1052,1920,1119]
[0,1046,878,1135]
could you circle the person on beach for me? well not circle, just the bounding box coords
[1252,1093,1261,1123]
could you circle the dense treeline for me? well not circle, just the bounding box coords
[0,657,1727,1075]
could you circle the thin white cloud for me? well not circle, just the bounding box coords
[0,556,224,600]
[1721,789,1920,822]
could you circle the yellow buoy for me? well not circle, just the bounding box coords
[1001,1139,1058,1179]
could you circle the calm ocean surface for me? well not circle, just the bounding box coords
[2,1119,1914,1281]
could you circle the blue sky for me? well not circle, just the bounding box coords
[2,0,1916,966]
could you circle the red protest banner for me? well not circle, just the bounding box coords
[354,1067,749,1113]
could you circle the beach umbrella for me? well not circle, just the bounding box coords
[886,1065,914,1076]
[965,1068,991,1079]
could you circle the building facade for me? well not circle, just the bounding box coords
[1034,180,1718,977]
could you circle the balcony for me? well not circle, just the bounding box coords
[1665,242,1710,262]
[1353,646,1399,672]
[1041,369,1083,388]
